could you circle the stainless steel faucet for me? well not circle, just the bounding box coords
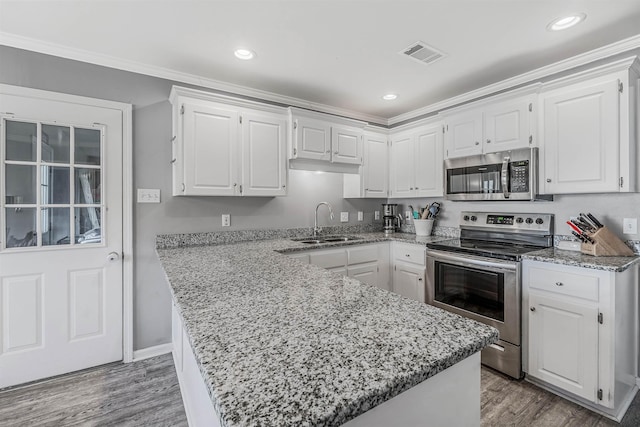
[313,202,334,237]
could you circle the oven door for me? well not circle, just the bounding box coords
[426,250,520,346]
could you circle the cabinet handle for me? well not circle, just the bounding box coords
[486,139,491,144]
[418,278,423,281]
[365,188,369,191]
[239,185,243,194]
[405,254,410,257]
[181,183,185,192]
[546,178,552,183]
[555,282,563,286]
[415,187,419,190]
[282,185,286,189]
[334,151,338,154]
[475,141,480,146]
[410,187,414,190]
[530,307,536,312]
[326,150,331,154]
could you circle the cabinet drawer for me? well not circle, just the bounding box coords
[527,265,599,301]
[347,245,378,265]
[394,243,426,266]
[309,249,346,269]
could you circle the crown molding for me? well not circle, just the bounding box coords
[388,33,640,126]
[0,31,388,125]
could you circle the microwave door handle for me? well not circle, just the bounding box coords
[501,156,510,199]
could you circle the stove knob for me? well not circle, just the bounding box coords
[516,217,524,224]
[525,218,533,224]
[463,215,470,221]
[470,215,477,222]
[535,218,544,225]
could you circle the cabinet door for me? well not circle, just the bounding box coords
[528,291,598,402]
[293,116,331,161]
[444,111,483,159]
[542,78,620,194]
[241,112,287,196]
[182,103,238,195]
[363,133,388,197]
[348,263,379,288]
[393,262,425,302]
[389,134,415,197]
[331,125,362,165]
[484,97,532,153]
[414,125,444,197]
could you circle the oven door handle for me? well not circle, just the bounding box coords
[427,250,518,272]
[501,155,510,199]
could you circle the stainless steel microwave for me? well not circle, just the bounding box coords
[444,147,552,201]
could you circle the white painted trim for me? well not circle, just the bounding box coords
[0,31,387,125]
[389,34,640,125]
[132,343,173,362]
[122,104,134,363]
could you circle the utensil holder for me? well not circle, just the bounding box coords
[580,226,634,256]
[414,219,434,236]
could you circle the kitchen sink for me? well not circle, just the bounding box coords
[292,235,363,244]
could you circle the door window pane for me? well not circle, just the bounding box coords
[42,207,70,246]
[75,169,101,204]
[75,207,101,244]
[6,164,37,204]
[41,166,70,205]
[42,125,70,163]
[5,208,37,248]
[5,121,37,162]
[75,128,101,165]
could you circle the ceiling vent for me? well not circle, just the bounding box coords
[400,41,446,65]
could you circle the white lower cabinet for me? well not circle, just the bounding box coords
[392,242,426,302]
[523,260,639,420]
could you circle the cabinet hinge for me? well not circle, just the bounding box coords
[180,105,184,115]
[529,135,533,144]
[239,115,242,124]
[619,82,623,93]
[377,266,379,272]
[620,177,624,188]
[598,312,603,324]
[293,120,298,130]
[528,103,533,112]
[293,148,297,156]
[597,389,603,400]
[394,265,396,271]
[442,126,445,134]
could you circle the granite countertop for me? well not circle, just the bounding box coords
[522,247,640,272]
[157,232,497,427]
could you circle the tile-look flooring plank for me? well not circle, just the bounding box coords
[1,354,639,426]
[0,353,187,427]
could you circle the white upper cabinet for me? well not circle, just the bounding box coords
[389,122,443,198]
[289,107,365,172]
[443,89,537,159]
[539,58,639,194]
[170,86,288,197]
[343,129,389,198]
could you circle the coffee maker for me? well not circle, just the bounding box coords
[382,203,402,233]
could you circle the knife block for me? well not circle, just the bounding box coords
[580,226,634,256]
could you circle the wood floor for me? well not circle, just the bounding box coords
[1,354,639,426]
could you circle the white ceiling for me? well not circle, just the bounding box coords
[1,0,640,124]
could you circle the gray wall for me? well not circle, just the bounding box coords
[0,46,385,350]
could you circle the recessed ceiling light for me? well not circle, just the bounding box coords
[382,94,398,101]
[547,13,586,31]
[234,48,256,60]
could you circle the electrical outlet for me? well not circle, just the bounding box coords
[405,211,411,220]
[340,212,349,223]
[222,214,231,227]
[623,218,637,234]
[357,211,363,221]
[137,188,160,203]
[374,211,380,220]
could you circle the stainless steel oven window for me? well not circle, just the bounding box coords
[434,261,505,321]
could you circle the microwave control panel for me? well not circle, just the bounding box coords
[510,160,529,193]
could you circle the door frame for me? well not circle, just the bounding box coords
[0,83,134,363]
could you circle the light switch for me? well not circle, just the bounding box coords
[374,211,380,220]
[357,211,364,221]
[340,212,349,222]
[222,214,231,227]
[623,218,637,234]
[137,188,160,203]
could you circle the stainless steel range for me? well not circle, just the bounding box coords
[426,211,554,379]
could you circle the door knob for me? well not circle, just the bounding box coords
[107,252,120,262]
[530,307,536,312]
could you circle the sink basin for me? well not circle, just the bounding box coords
[323,236,358,242]
[292,235,363,244]
[298,239,325,244]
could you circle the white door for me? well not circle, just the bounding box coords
[444,111,483,159]
[389,134,414,197]
[182,102,238,196]
[331,125,361,165]
[0,92,123,388]
[293,117,331,161]
[484,97,532,153]
[347,263,379,288]
[363,132,388,198]
[542,78,620,194]
[241,111,287,196]
[393,262,425,302]
[414,125,444,197]
[528,291,599,401]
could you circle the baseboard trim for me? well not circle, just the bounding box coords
[132,343,173,362]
